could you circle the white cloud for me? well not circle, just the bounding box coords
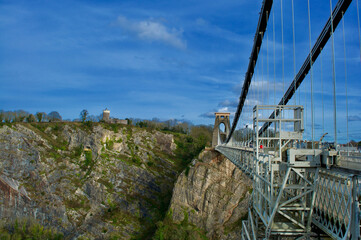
[244,98,262,106]
[218,107,230,112]
[199,106,235,119]
[348,115,361,122]
[232,79,284,95]
[199,111,215,119]
[116,16,186,49]
[193,17,252,45]
[219,99,238,108]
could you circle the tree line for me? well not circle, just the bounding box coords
[0,110,62,123]
[0,109,101,123]
[1,109,214,147]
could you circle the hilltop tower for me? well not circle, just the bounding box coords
[103,108,110,122]
[212,112,231,147]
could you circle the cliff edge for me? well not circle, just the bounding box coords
[156,149,252,240]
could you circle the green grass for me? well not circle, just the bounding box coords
[98,179,115,192]
[64,195,91,211]
[105,138,114,150]
[153,210,208,240]
[84,151,92,168]
[0,218,63,240]
[73,144,83,158]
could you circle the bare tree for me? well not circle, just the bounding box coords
[48,111,62,122]
[13,110,28,122]
[3,111,14,123]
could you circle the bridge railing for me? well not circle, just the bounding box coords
[217,142,361,239]
[313,169,361,240]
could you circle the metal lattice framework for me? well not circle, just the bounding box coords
[216,105,361,239]
[313,170,360,239]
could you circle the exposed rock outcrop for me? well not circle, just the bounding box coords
[0,123,180,239]
[0,122,252,239]
[169,149,252,240]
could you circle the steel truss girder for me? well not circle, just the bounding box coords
[255,164,319,238]
[216,145,361,239]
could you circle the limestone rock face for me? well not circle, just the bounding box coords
[169,150,252,240]
[0,123,180,239]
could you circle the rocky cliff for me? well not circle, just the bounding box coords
[0,122,181,239]
[159,149,252,240]
[0,122,252,239]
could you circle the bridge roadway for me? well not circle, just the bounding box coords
[216,142,361,239]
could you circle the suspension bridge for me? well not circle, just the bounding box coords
[212,0,361,239]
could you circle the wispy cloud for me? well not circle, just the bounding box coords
[232,80,284,95]
[218,99,238,108]
[115,15,186,49]
[200,106,235,119]
[194,17,252,45]
[199,111,215,119]
[348,115,361,122]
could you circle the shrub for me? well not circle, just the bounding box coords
[0,218,63,240]
[84,150,92,168]
[106,138,114,150]
[73,144,83,158]
[153,210,208,240]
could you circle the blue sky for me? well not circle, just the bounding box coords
[1,0,361,142]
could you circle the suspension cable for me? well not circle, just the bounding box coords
[225,0,273,143]
[267,11,270,141]
[267,12,270,106]
[261,40,265,141]
[256,48,259,105]
[330,0,338,148]
[260,33,265,104]
[357,0,361,61]
[281,0,285,108]
[273,7,276,106]
[251,60,256,145]
[273,7,276,137]
[342,12,349,156]
[292,0,297,105]
[257,0,352,137]
[307,0,315,147]
[321,48,324,136]
[304,73,308,139]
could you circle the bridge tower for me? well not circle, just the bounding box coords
[212,112,231,147]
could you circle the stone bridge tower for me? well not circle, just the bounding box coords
[212,112,231,147]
